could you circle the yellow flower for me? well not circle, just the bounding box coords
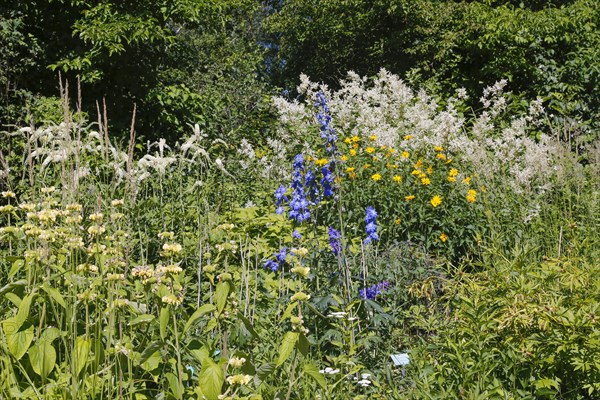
[349,172,357,179]
[439,233,448,242]
[351,135,360,143]
[388,148,396,154]
[405,195,415,201]
[434,146,443,152]
[371,173,382,181]
[315,158,329,167]
[427,166,433,174]
[462,176,472,185]
[481,185,486,193]
[449,168,459,177]
[365,147,375,154]
[436,153,447,161]
[415,159,423,168]
[411,169,422,176]
[401,151,410,159]
[344,137,353,144]
[395,218,401,225]
[467,189,477,203]
[349,149,357,156]
[403,135,413,140]
[430,195,442,207]
[421,177,431,185]
[393,175,402,183]
[340,155,348,161]
[447,176,457,183]
[373,156,379,161]
[363,164,370,169]
[369,135,377,141]
[346,167,355,173]
[352,143,359,149]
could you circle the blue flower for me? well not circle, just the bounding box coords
[292,230,302,240]
[275,184,288,214]
[364,206,379,244]
[328,226,342,256]
[321,165,335,197]
[315,92,338,156]
[264,247,288,272]
[359,281,391,300]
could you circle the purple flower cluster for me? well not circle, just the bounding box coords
[288,154,311,222]
[315,91,337,156]
[264,247,288,272]
[359,281,391,300]
[328,226,342,256]
[364,206,379,244]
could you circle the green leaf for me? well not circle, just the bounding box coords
[129,314,155,327]
[276,331,298,367]
[39,327,61,343]
[281,301,298,321]
[8,260,24,278]
[159,307,170,341]
[303,362,327,390]
[236,312,259,339]
[166,372,184,399]
[198,359,224,400]
[255,362,276,381]
[140,341,163,365]
[29,339,56,379]
[2,319,34,360]
[183,304,216,334]
[41,284,66,309]
[75,336,91,376]
[215,281,231,314]
[15,292,35,331]
[297,333,309,356]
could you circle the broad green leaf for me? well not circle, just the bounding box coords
[303,362,327,390]
[8,260,24,279]
[166,372,184,399]
[215,281,231,314]
[139,341,163,365]
[15,292,36,331]
[297,333,309,356]
[0,279,26,296]
[141,350,161,372]
[198,359,224,400]
[281,301,298,321]
[255,361,276,382]
[40,327,61,343]
[276,331,298,367]
[159,307,170,341]
[75,336,91,376]
[29,339,56,379]
[41,284,66,309]
[129,314,155,327]
[3,319,34,360]
[183,304,216,334]
[236,312,259,339]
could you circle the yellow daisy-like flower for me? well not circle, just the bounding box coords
[421,177,431,185]
[430,195,442,207]
[434,146,443,152]
[351,135,360,143]
[344,137,353,144]
[393,175,402,183]
[395,218,401,225]
[371,173,382,181]
[405,195,415,201]
[388,148,396,154]
[350,149,358,156]
[352,143,359,149]
[315,158,328,167]
[448,176,457,183]
[403,135,413,140]
[349,172,357,179]
[462,176,472,185]
[365,147,375,154]
[449,168,459,177]
[439,233,448,242]
[346,167,355,173]
[363,164,370,169]
[340,155,348,161]
[466,189,477,203]
[436,153,447,161]
[415,159,423,168]
[411,169,422,176]
[401,151,410,159]
[369,135,377,141]
[427,166,433,175]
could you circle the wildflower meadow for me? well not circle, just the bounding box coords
[1,2,600,399]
